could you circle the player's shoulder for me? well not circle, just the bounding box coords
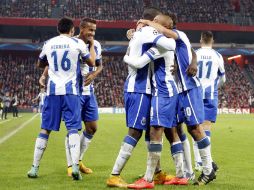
[139,26,160,35]
[210,48,222,59]
[94,40,102,48]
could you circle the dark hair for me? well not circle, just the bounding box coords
[80,17,97,28]
[201,31,213,44]
[57,17,74,34]
[167,12,177,28]
[142,6,162,21]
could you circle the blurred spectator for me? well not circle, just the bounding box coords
[0,0,253,25]
[0,54,253,109]
[218,62,254,109]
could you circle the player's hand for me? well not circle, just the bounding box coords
[126,29,135,40]
[186,63,197,77]
[39,75,46,87]
[170,64,178,75]
[84,72,96,86]
[87,37,94,47]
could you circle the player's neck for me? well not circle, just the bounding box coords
[77,34,88,43]
[60,33,72,38]
[201,44,212,48]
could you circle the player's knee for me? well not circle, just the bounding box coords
[128,128,142,141]
[150,126,164,141]
[40,129,51,135]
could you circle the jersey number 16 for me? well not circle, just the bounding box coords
[51,50,71,71]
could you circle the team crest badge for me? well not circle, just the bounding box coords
[141,117,146,126]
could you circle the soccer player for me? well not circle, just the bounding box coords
[138,13,215,185]
[123,13,177,189]
[1,92,11,120]
[27,17,95,180]
[65,17,103,176]
[193,31,225,172]
[12,94,18,117]
[106,7,177,188]
[32,87,47,116]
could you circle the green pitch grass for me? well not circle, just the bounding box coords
[0,113,254,190]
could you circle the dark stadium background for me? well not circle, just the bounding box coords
[0,0,254,113]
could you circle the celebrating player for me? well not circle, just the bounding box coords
[106,7,177,188]
[27,17,95,180]
[124,13,178,189]
[138,13,215,185]
[65,17,103,177]
[193,31,225,172]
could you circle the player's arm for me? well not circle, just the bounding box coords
[39,66,48,87]
[153,35,176,51]
[138,19,178,40]
[80,39,96,67]
[37,42,49,68]
[218,55,226,87]
[84,58,103,86]
[124,48,164,69]
[186,48,198,77]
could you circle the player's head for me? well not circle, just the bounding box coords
[79,17,97,42]
[167,13,177,29]
[142,6,162,21]
[154,13,173,29]
[57,17,75,36]
[200,31,214,46]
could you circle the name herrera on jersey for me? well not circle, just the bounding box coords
[51,44,70,49]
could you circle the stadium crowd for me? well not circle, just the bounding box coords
[0,55,41,108]
[0,0,253,25]
[0,54,253,109]
[219,61,254,108]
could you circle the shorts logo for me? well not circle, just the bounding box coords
[141,117,146,126]
[185,107,192,121]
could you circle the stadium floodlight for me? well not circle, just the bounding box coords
[228,55,241,60]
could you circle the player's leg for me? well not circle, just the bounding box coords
[164,126,188,185]
[63,95,83,180]
[27,95,61,178]
[201,98,219,172]
[107,92,150,188]
[128,95,178,188]
[182,88,215,185]
[176,123,194,179]
[79,94,99,174]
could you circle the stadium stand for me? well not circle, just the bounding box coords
[0,0,253,25]
[219,61,254,109]
[0,55,41,108]
[0,54,253,109]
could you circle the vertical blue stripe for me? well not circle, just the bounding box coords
[76,57,81,95]
[169,81,178,96]
[133,43,153,93]
[65,81,73,94]
[49,80,56,95]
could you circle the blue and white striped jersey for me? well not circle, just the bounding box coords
[196,47,225,99]
[124,26,176,94]
[173,29,200,92]
[146,48,178,97]
[39,35,90,96]
[80,40,102,96]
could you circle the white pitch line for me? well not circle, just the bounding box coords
[0,114,39,145]
[0,119,11,124]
